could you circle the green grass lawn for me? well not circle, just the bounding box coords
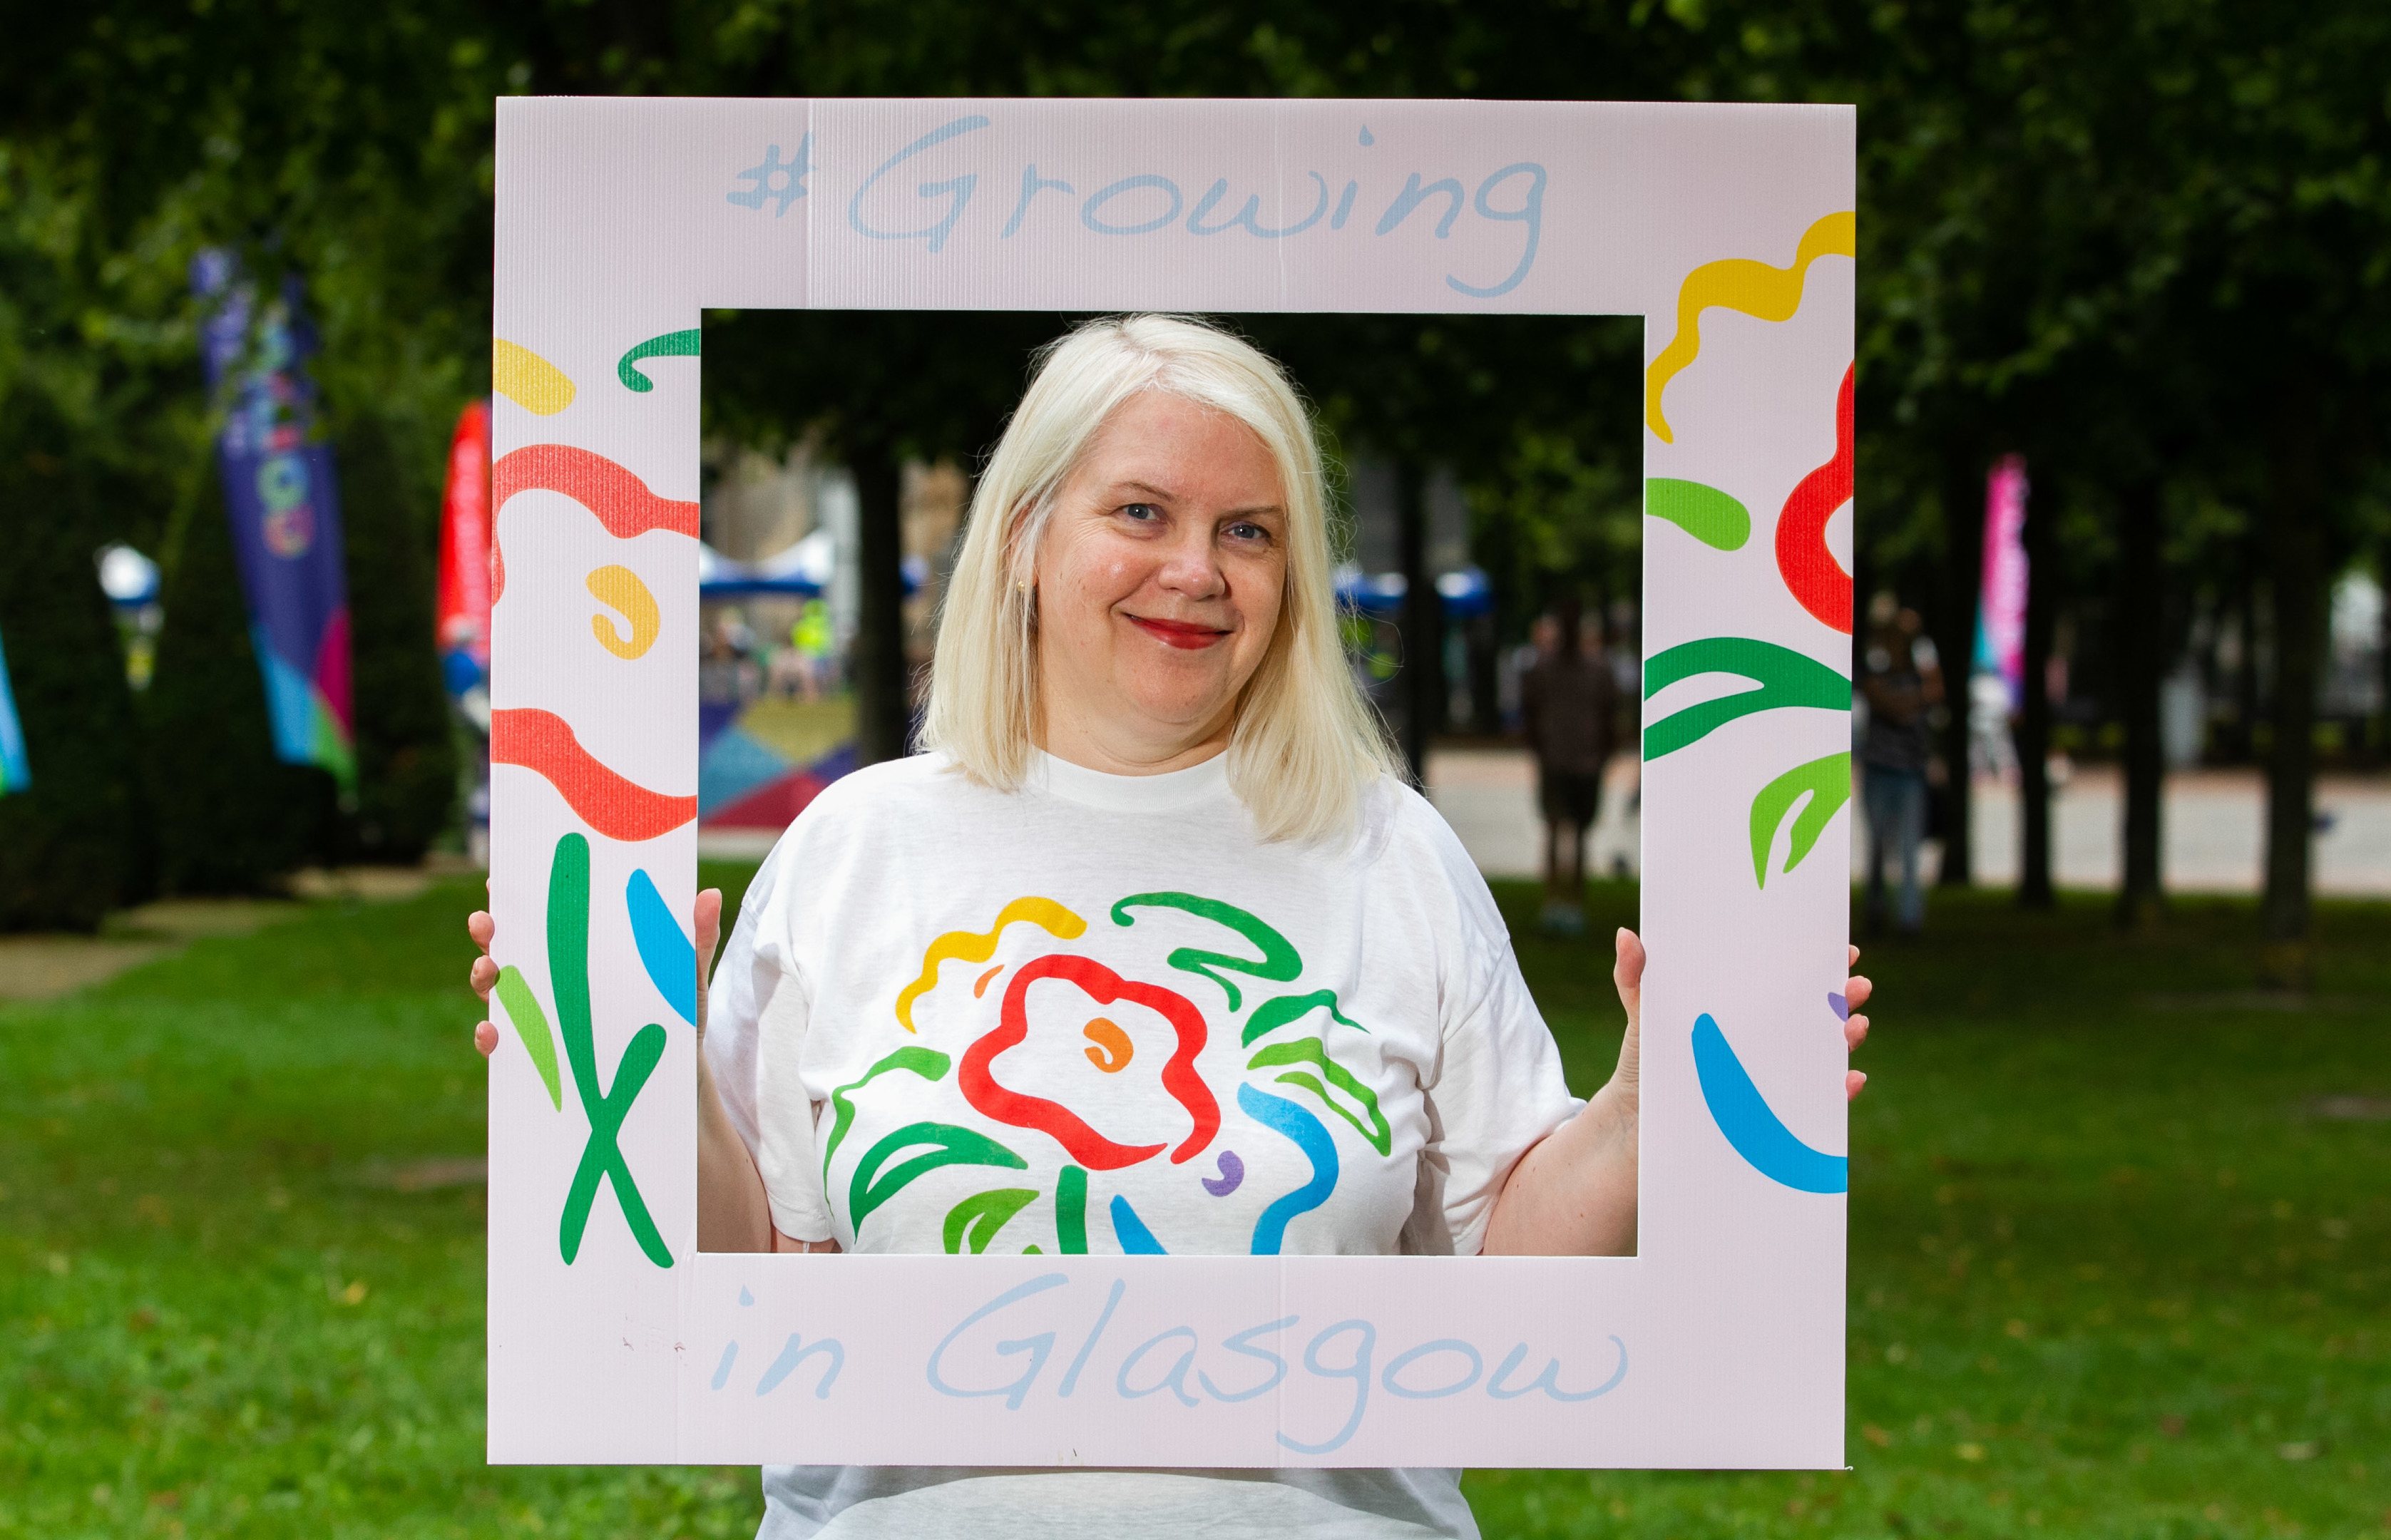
[1,871,2384,1538]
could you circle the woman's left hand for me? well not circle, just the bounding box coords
[1840,945,1873,1101]
[1469,929,1880,1257]
[1607,930,1873,1103]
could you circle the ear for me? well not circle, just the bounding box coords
[1003,500,1050,595]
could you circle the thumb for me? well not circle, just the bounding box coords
[693,888,724,1042]
[1612,928,1644,1095]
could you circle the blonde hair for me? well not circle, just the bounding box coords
[921,314,1400,843]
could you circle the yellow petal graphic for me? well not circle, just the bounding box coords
[1644,210,1855,443]
[493,339,578,416]
[586,565,660,659]
[896,897,1087,1032]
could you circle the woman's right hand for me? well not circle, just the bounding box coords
[469,890,725,1057]
[469,910,501,1057]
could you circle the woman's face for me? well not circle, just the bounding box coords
[1031,390,1288,763]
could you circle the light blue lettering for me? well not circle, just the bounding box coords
[1448,163,1547,299]
[1330,180,1359,230]
[1082,175,1184,236]
[710,1341,739,1391]
[1002,164,1075,238]
[1277,1319,1374,1456]
[847,115,990,254]
[727,137,812,217]
[1381,1338,1483,1400]
[1199,1315,1297,1403]
[926,1273,1066,1410]
[1057,1278,1125,1397]
[1486,1335,1628,1403]
[1116,1326,1201,1407]
[755,1333,844,1400]
[1374,173,1465,239]
[1187,172,1332,238]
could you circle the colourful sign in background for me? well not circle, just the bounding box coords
[1975,454,2029,707]
[437,399,496,697]
[0,624,29,794]
[193,252,355,791]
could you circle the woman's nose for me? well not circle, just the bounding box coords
[1153,528,1225,598]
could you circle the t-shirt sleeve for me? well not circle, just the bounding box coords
[1401,807,1585,1258]
[702,839,837,1243]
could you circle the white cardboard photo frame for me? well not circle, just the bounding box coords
[486,96,1855,1469]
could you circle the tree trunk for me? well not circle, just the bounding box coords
[2233,555,2261,761]
[852,453,910,766]
[2114,478,2165,928]
[1935,452,1986,885]
[2017,483,2056,910]
[1466,613,1499,736]
[1396,460,1441,787]
[2378,539,2391,766]
[2261,450,2323,985]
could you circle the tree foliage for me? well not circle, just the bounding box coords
[4,0,2388,927]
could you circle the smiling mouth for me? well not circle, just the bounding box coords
[1127,615,1231,650]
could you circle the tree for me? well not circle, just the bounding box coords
[337,411,457,861]
[144,475,335,893]
[0,405,151,930]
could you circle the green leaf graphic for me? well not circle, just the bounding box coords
[1241,989,1366,1049]
[1247,1039,1393,1156]
[492,964,562,1111]
[943,1189,1039,1255]
[822,1047,951,1177]
[1642,637,1850,761]
[1646,478,1751,550]
[1749,752,1853,887]
[1110,892,1301,1012]
[548,833,671,1268]
[849,1121,1025,1234]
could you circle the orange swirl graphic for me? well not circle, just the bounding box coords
[491,708,696,842]
[490,446,700,602]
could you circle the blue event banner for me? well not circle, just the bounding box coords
[192,252,354,791]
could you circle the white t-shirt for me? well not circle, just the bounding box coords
[705,750,1583,1539]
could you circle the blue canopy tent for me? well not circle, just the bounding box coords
[1332,563,1493,620]
[696,529,923,601]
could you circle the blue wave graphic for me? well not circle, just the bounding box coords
[626,869,697,1026]
[1691,1013,1846,1194]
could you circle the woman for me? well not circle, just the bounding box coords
[471,315,1875,1538]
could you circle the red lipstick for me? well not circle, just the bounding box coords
[1128,616,1229,650]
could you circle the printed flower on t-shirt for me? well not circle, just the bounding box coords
[819,890,1391,1256]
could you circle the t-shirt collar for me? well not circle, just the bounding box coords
[1029,748,1234,813]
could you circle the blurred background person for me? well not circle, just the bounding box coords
[1521,596,1619,938]
[1860,597,1944,936]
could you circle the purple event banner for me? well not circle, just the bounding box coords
[193,252,354,790]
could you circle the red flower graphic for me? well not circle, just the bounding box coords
[958,954,1221,1171]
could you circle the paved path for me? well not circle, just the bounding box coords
[1427,749,2391,896]
[0,866,446,1003]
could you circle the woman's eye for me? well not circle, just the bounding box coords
[1227,521,1271,544]
[1120,502,1162,523]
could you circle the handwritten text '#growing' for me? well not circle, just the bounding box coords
[734,118,1550,300]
